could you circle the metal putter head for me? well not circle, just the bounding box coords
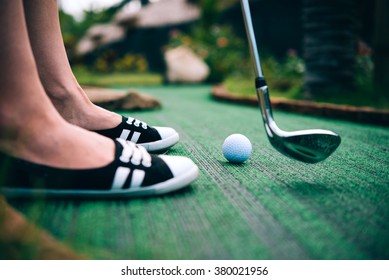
[266,121,342,163]
[241,0,341,163]
[258,84,341,163]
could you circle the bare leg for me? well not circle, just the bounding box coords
[23,0,122,131]
[0,0,114,168]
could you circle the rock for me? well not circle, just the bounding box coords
[121,90,162,111]
[83,86,161,111]
[164,46,210,83]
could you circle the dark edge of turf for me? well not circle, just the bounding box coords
[211,85,389,126]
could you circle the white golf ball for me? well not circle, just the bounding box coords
[222,134,252,163]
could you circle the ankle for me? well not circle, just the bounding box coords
[0,111,62,158]
[47,87,121,130]
[48,85,94,125]
[45,82,83,102]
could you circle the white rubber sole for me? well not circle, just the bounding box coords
[0,164,199,199]
[139,132,179,153]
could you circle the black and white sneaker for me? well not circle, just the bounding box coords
[93,116,179,153]
[0,139,199,198]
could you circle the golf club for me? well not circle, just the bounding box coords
[240,0,341,163]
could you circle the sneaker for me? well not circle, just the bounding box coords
[0,139,199,198]
[93,116,179,153]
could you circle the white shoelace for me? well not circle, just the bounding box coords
[127,117,148,129]
[117,138,152,167]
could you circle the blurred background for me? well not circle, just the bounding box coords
[58,0,388,109]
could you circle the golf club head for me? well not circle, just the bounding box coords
[268,127,341,163]
[257,86,341,163]
[241,0,342,163]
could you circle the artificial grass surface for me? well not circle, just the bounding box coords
[8,85,389,259]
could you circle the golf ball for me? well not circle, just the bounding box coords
[222,134,252,163]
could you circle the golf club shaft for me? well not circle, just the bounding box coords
[240,1,341,163]
[240,0,274,128]
[240,0,264,78]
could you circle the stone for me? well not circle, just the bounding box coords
[164,46,210,83]
[83,86,161,111]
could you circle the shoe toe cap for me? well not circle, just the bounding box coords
[159,155,198,178]
[154,127,178,140]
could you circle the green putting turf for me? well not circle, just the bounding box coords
[9,85,389,259]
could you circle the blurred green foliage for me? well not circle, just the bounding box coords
[224,50,387,109]
[60,0,385,108]
[59,7,119,59]
[60,2,150,74]
[73,66,162,87]
[167,25,250,82]
[168,0,247,82]
[224,51,304,100]
[92,50,149,73]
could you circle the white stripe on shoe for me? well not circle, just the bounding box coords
[111,167,131,190]
[130,131,141,143]
[119,129,141,143]
[130,169,145,188]
[111,167,146,190]
[119,129,131,140]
